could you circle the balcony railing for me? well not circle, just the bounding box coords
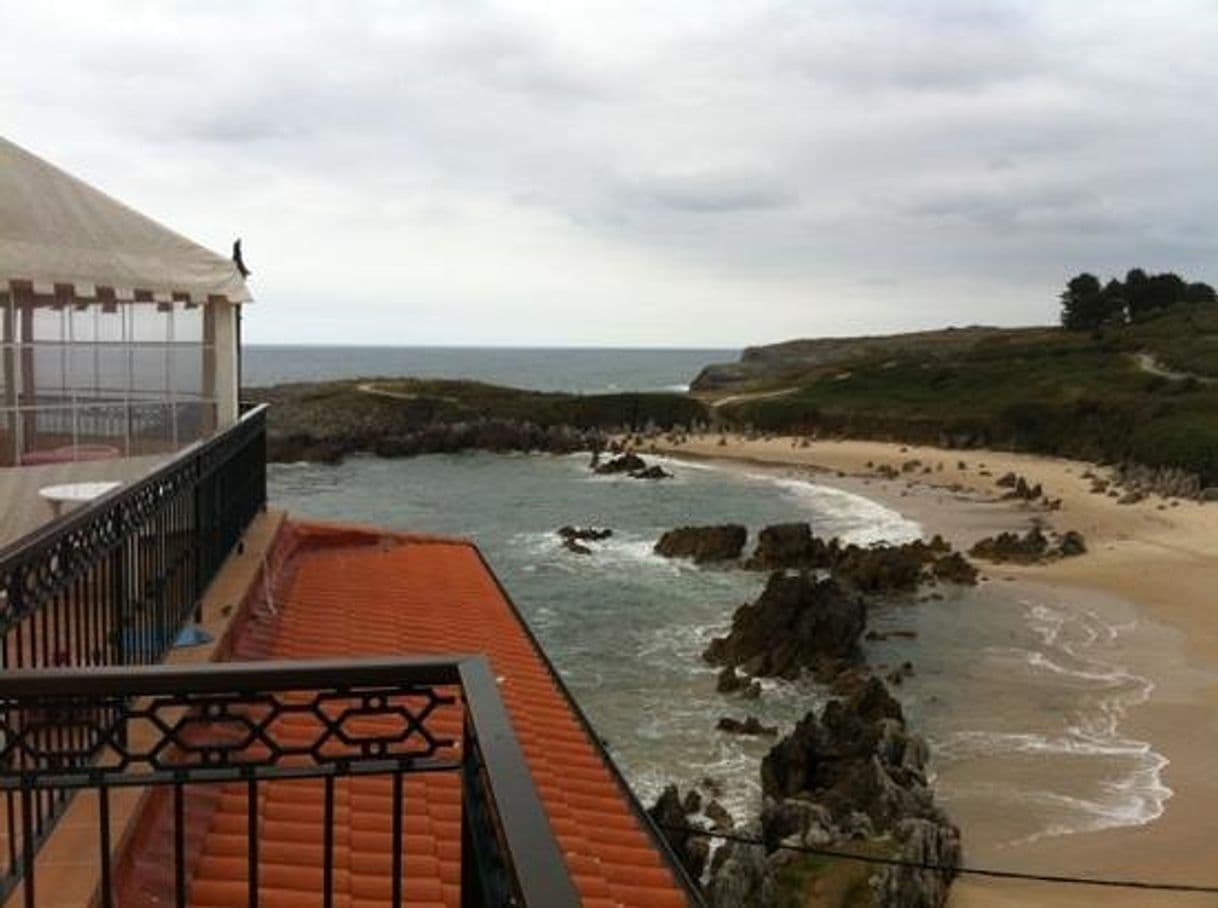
[0,656,578,907]
[0,404,268,894]
[0,403,267,671]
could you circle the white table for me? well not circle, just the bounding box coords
[38,481,122,516]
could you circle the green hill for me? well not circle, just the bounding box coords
[703,306,1218,483]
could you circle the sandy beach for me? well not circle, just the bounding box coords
[649,433,1218,907]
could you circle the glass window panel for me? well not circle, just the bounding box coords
[95,347,130,396]
[175,400,215,444]
[68,345,99,393]
[174,304,203,343]
[31,307,65,343]
[73,402,127,453]
[129,401,174,455]
[172,346,204,398]
[32,345,67,397]
[69,305,98,343]
[129,347,169,396]
[96,305,125,343]
[130,304,170,343]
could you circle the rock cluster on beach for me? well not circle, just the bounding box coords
[646,518,970,905]
[968,527,1086,563]
[656,520,980,591]
[653,677,960,907]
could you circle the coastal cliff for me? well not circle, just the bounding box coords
[691,308,1218,487]
[254,378,709,463]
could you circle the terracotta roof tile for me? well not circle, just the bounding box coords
[124,520,693,907]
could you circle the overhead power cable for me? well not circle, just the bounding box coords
[660,823,1218,894]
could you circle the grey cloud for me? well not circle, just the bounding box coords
[624,172,799,213]
[3,1,1218,345]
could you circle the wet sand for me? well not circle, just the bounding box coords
[649,434,1218,907]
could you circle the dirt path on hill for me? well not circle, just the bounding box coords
[1131,352,1217,384]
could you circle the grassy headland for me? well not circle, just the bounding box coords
[697,306,1218,484]
[256,377,709,462]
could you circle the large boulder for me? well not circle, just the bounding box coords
[743,523,834,570]
[646,785,710,881]
[656,525,748,563]
[594,452,647,474]
[759,678,939,831]
[703,573,866,679]
[872,818,962,908]
[744,526,977,592]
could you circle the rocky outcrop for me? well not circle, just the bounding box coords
[742,525,978,592]
[717,716,778,737]
[703,573,867,679]
[656,525,748,563]
[647,785,710,881]
[743,523,835,571]
[716,667,762,699]
[969,527,1087,563]
[557,526,612,555]
[705,678,959,906]
[630,464,673,480]
[595,452,647,474]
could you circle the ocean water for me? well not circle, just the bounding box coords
[269,452,1170,854]
[242,346,735,392]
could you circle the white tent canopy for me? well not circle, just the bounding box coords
[0,136,250,303]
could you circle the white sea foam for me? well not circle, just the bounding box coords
[761,475,922,544]
[950,598,1171,844]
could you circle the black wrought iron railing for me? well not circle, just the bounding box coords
[0,403,267,672]
[0,404,267,893]
[0,655,579,907]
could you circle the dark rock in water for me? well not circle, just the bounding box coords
[656,525,748,563]
[760,677,942,832]
[594,452,647,474]
[995,471,1018,488]
[743,523,833,570]
[646,785,710,880]
[703,573,867,679]
[705,676,959,907]
[704,799,735,831]
[630,464,673,480]
[682,789,703,815]
[715,666,762,699]
[557,525,612,542]
[743,525,977,592]
[561,537,592,555]
[716,715,779,737]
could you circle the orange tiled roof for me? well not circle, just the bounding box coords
[124,520,693,907]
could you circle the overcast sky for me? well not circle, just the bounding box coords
[3,1,1216,347]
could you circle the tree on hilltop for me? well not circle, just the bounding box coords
[1061,267,1216,329]
[1060,273,1122,331]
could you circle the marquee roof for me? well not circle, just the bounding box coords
[0,136,250,304]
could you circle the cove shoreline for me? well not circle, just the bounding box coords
[646,433,1218,907]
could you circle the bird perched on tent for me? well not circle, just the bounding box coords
[232,238,252,278]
